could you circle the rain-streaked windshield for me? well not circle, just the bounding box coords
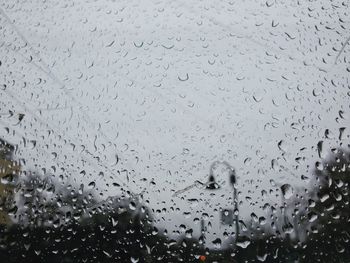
[0,0,349,262]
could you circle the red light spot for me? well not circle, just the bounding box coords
[199,255,206,261]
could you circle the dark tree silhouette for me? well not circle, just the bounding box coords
[301,146,350,262]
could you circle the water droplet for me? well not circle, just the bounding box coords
[281,184,293,199]
[178,73,189,81]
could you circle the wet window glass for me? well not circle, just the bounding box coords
[0,0,349,262]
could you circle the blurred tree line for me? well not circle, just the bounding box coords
[0,138,349,262]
